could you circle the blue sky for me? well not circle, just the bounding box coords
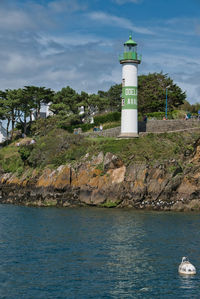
[0,0,200,103]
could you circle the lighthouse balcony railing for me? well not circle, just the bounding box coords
[119,52,142,61]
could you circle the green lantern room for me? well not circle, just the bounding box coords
[119,35,141,62]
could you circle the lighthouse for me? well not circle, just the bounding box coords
[119,35,141,137]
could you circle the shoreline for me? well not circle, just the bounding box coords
[0,130,199,212]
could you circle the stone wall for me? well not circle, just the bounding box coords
[145,119,200,133]
[83,119,200,138]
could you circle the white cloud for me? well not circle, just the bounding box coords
[0,1,198,105]
[37,33,101,48]
[113,0,142,4]
[88,11,153,35]
[0,9,34,31]
[140,50,200,103]
[48,0,87,12]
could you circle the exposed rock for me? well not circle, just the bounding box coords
[91,189,106,205]
[92,152,104,165]
[108,166,126,184]
[0,146,200,211]
[79,187,92,204]
[171,199,200,212]
[104,152,123,170]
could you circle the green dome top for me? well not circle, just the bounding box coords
[124,34,137,46]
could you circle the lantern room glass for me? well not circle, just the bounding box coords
[124,45,137,53]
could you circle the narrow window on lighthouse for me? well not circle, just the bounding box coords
[122,79,125,87]
[122,98,125,106]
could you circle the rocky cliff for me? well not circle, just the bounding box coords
[0,137,200,211]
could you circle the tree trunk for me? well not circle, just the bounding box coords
[11,119,15,140]
[23,114,27,137]
[6,119,10,144]
[30,112,32,123]
[36,103,41,120]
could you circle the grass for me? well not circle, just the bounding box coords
[101,121,120,130]
[85,132,199,165]
[101,200,120,208]
[0,128,199,175]
[43,199,57,206]
[0,144,24,173]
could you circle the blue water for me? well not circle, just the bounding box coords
[0,205,200,298]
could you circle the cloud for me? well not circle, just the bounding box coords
[37,33,102,48]
[0,8,34,31]
[0,2,56,33]
[88,11,153,35]
[139,49,200,103]
[113,0,142,4]
[48,0,87,12]
[195,23,200,35]
[0,29,119,94]
[0,1,198,105]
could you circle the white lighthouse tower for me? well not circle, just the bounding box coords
[119,35,141,137]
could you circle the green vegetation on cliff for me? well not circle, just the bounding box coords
[0,124,199,175]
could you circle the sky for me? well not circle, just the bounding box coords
[0,0,200,104]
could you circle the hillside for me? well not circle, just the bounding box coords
[0,123,199,211]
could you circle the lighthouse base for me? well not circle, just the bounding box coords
[118,132,139,138]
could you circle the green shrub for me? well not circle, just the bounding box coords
[94,111,121,125]
[17,166,24,177]
[27,129,87,168]
[171,110,186,119]
[18,145,33,162]
[146,111,173,119]
[101,200,120,208]
[62,112,121,133]
[1,155,24,173]
[101,121,121,130]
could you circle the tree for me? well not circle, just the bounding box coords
[0,89,21,139]
[23,86,54,121]
[107,84,122,111]
[88,94,108,113]
[138,73,186,113]
[179,100,192,112]
[50,86,79,116]
[98,84,121,112]
[97,73,186,114]
[77,91,90,116]
[17,88,35,136]
[190,103,200,114]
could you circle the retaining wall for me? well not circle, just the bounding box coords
[83,119,200,138]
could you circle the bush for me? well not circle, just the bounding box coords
[94,111,121,125]
[62,112,121,133]
[27,129,86,167]
[171,110,186,119]
[1,155,24,173]
[146,111,173,120]
[18,145,33,163]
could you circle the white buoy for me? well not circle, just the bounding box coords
[178,257,196,275]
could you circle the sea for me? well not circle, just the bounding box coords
[0,204,200,298]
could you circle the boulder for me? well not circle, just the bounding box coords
[104,152,123,170]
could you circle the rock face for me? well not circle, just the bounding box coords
[0,140,200,211]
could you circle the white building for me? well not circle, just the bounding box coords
[0,122,8,143]
[32,103,54,121]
